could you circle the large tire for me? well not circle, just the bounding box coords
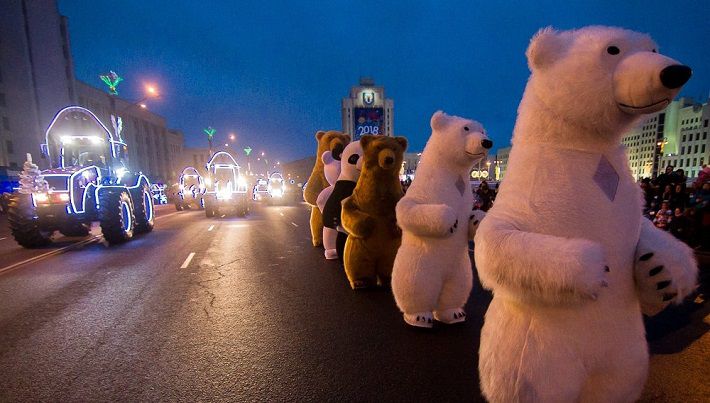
[133,184,155,234]
[7,194,53,248]
[59,222,91,237]
[204,196,216,218]
[99,189,135,245]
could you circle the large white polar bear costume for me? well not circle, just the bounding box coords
[474,26,698,402]
[392,111,491,328]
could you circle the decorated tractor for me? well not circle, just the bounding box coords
[151,183,168,205]
[7,106,154,248]
[252,178,270,202]
[175,167,205,211]
[203,151,249,217]
[266,172,288,205]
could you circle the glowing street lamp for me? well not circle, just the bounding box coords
[229,133,236,141]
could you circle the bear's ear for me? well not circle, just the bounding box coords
[430,111,449,131]
[343,133,351,142]
[394,136,408,151]
[359,135,374,150]
[526,27,566,71]
[315,130,326,141]
[321,150,333,165]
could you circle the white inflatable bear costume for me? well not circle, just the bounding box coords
[316,150,342,259]
[474,26,697,402]
[392,111,490,328]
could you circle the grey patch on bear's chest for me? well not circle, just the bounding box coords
[455,175,465,197]
[593,155,619,202]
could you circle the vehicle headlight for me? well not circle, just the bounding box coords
[237,177,247,188]
[271,189,282,197]
[204,178,212,186]
[58,193,70,202]
[33,193,48,203]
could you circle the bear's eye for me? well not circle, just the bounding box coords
[652,48,657,53]
[463,126,469,131]
[607,46,620,55]
[347,154,359,164]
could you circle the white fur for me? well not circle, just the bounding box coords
[392,111,490,321]
[475,26,698,402]
[317,151,341,257]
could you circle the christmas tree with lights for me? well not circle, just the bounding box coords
[18,153,48,194]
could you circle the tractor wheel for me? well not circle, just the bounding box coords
[175,202,184,211]
[7,194,53,248]
[59,222,91,237]
[133,184,155,234]
[99,189,135,245]
[204,197,216,218]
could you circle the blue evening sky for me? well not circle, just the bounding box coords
[60,1,709,162]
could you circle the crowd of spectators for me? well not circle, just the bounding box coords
[641,165,710,250]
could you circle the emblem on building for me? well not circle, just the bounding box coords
[362,91,375,105]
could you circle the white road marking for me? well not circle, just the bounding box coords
[279,212,284,216]
[221,214,226,218]
[291,222,299,227]
[180,252,196,269]
[155,211,180,221]
[0,235,101,276]
[208,225,215,231]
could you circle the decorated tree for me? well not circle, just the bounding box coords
[18,153,49,194]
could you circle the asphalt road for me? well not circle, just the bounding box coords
[0,203,707,402]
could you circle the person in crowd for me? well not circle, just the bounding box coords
[653,165,675,190]
[670,183,687,210]
[476,180,494,212]
[668,207,690,242]
[660,185,673,205]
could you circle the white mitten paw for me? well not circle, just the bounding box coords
[431,204,458,237]
[572,241,609,301]
[468,209,486,239]
[634,247,698,316]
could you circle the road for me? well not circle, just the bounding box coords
[0,203,707,402]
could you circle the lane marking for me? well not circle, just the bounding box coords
[0,235,101,276]
[180,252,196,269]
[208,225,215,231]
[279,212,284,216]
[155,211,180,221]
[0,237,6,241]
[291,222,299,227]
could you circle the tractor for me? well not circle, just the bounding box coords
[7,106,154,247]
[175,167,205,211]
[202,151,249,217]
[266,172,287,205]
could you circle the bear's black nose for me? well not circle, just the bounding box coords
[660,65,692,89]
[384,156,394,165]
[481,139,493,149]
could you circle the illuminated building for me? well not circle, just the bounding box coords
[341,77,394,140]
[494,146,511,181]
[621,97,709,180]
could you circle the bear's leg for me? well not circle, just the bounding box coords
[480,302,587,402]
[344,238,377,289]
[323,227,338,259]
[578,342,648,403]
[310,207,323,247]
[434,250,472,323]
[392,245,442,327]
[336,231,347,263]
[375,239,400,287]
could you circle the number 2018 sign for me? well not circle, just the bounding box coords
[353,107,384,140]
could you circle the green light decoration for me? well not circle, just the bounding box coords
[99,71,123,95]
[204,127,216,140]
[243,147,252,156]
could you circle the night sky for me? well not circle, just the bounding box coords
[59,1,709,163]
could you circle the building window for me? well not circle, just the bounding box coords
[694,145,699,153]
[6,140,13,154]
[679,160,683,167]
[702,144,706,153]
[693,158,697,167]
[2,116,9,130]
[681,146,684,154]
[686,158,690,166]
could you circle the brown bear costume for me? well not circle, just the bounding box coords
[304,130,350,247]
[341,135,407,289]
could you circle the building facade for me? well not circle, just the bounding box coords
[621,97,709,181]
[0,0,76,168]
[494,146,511,181]
[76,81,182,184]
[341,77,394,140]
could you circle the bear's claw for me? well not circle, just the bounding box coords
[433,308,467,324]
[403,312,434,328]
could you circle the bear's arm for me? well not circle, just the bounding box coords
[473,214,609,305]
[396,198,457,238]
[303,171,325,206]
[341,196,375,238]
[634,218,698,316]
[316,185,333,213]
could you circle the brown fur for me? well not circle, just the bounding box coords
[341,135,408,289]
[304,130,350,246]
